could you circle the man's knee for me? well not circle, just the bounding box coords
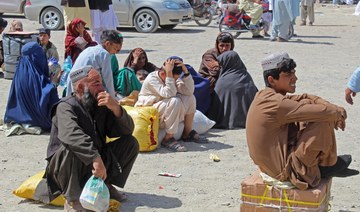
[168,97,182,107]
[180,95,196,112]
[115,135,140,155]
[126,135,140,154]
[164,97,184,115]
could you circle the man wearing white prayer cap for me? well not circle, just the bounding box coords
[246,52,358,191]
[34,66,139,210]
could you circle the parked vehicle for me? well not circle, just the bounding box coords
[24,0,193,33]
[189,0,213,26]
[218,3,294,39]
[0,0,26,15]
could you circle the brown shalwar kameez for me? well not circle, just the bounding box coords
[246,88,341,190]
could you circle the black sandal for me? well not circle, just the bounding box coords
[183,130,208,143]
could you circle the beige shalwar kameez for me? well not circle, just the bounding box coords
[238,0,263,25]
[301,0,315,24]
[63,1,92,28]
[136,71,196,134]
[246,88,342,190]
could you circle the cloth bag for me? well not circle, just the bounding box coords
[80,175,110,212]
[12,170,65,206]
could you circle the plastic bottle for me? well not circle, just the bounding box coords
[59,56,73,87]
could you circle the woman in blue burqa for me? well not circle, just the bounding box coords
[4,42,59,131]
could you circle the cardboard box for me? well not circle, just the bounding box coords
[240,172,332,211]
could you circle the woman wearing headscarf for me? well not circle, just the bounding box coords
[111,48,160,98]
[198,32,235,92]
[123,47,160,81]
[207,50,258,129]
[65,18,97,64]
[4,42,60,132]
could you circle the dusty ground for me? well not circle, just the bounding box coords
[0,4,360,212]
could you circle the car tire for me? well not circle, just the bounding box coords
[160,24,177,30]
[40,7,64,30]
[134,9,159,33]
[20,1,26,14]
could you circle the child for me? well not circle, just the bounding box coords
[48,57,62,87]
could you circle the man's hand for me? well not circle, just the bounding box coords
[92,156,107,180]
[97,91,122,118]
[337,106,347,120]
[345,87,356,105]
[335,107,347,131]
[174,59,189,75]
[164,59,175,78]
[335,120,346,131]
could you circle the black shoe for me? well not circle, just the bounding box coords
[333,168,359,178]
[319,154,352,178]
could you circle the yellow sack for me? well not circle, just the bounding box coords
[13,171,121,211]
[123,106,159,152]
[13,170,65,206]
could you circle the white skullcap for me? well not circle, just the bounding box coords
[69,65,93,85]
[261,52,290,71]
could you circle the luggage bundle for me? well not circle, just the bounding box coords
[240,172,332,211]
[2,32,39,79]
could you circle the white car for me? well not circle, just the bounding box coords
[24,0,193,33]
[0,0,26,15]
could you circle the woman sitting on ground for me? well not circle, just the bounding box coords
[65,18,97,64]
[123,47,160,83]
[4,42,60,132]
[198,32,235,92]
[207,50,258,129]
[111,55,142,99]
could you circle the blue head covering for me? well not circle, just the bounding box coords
[4,42,59,131]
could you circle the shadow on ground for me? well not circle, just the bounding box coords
[290,39,334,45]
[1,14,26,19]
[18,199,63,210]
[121,192,182,211]
[118,26,205,34]
[147,140,233,154]
[119,49,157,55]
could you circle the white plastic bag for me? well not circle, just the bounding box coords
[192,110,215,134]
[79,175,110,212]
[158,110,215,142]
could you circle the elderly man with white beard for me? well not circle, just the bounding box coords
[35,66,139,211]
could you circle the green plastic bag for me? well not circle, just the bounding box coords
[79,175,110,212]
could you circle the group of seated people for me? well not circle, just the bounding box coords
[3,26,259,142]
[2,17,359,210]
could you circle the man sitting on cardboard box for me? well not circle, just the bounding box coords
[246,52,358,190]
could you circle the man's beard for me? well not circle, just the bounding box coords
[81,87,98,115]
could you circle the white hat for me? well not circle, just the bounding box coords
[69,65,93,85]
[261,52,290,71]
